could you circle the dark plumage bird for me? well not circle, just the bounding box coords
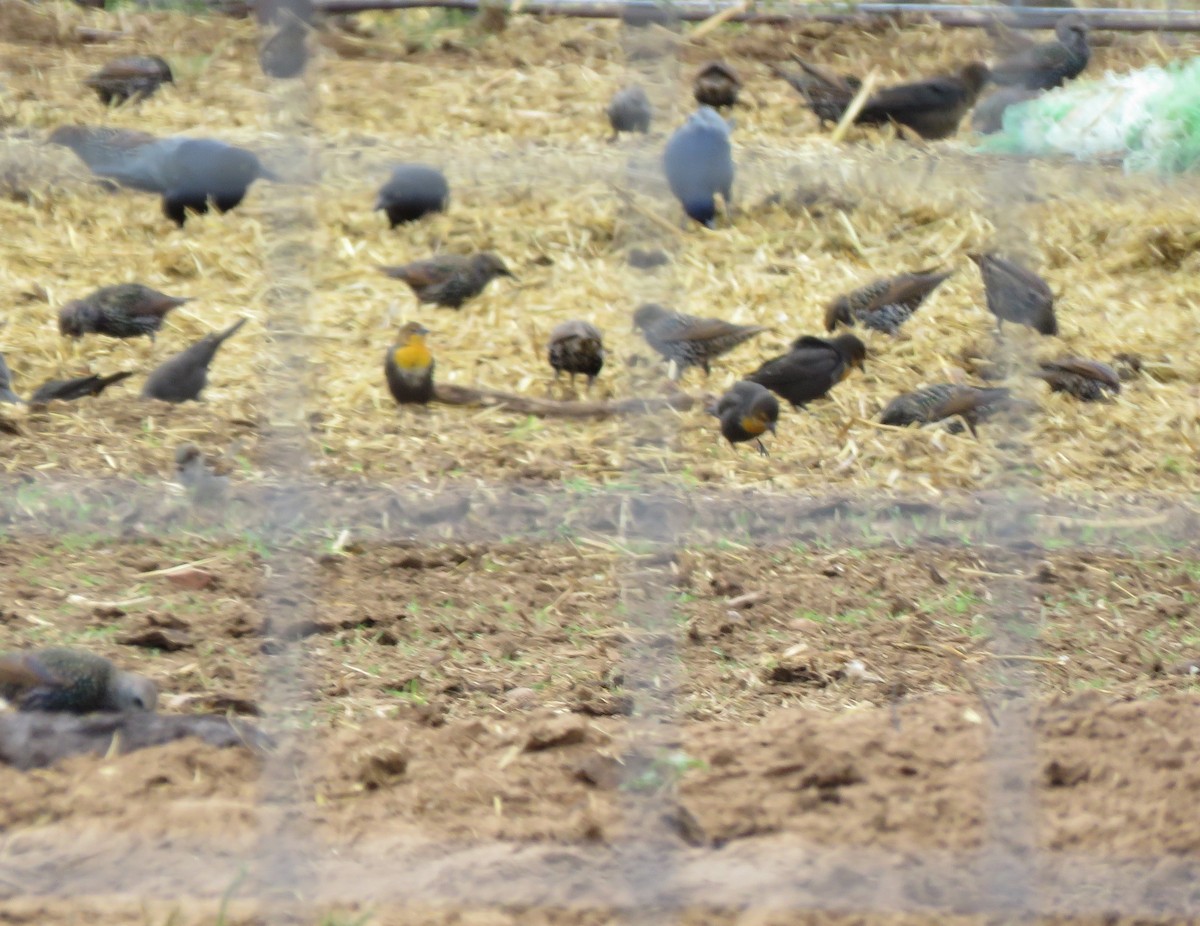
[989,14,1090,91]
[710,381,779,456]
[0,353,21,404]
[548,320,605,392]
[633,303,766,379]
[880,382,1022,436]
[85,55,174,106]
[855,62,991,140]
[824,269,952,335]
[1036,357,1120,401]
[58,283,191,342]
[260,17,309,79]
[379,253,514,309]
[384,321,435,405]
[374,164,450,227]
[606,86,652,138]
[971,86,1042,134]
[141,318,247,403]
[969,252,1058,336]
[30,371,133,405]
[694,61,741,109]
[0,647,157,713]
[745,333,867,409]
[772,56,862,126]
[663,107,734,228]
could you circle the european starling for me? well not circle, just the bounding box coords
[855,62,991,140]
[141,317,248,403]
[989,14,1089,91]
[384,321,435,405]
[971,86,1041,134]
[374,164,450,227]
[1036,357,1120,401]
[379,253,514,310]
[175,443,229,505]
[880,382,1021,436]
[969,252,1058,336]
[745,333,867,409]
[693,61,741,109]
[772,56,862,126]
[85,55,174,106]
[709,380,779,456]
[58,283,191,342]
[30,371,133,405]
[0,353,21,404]
[548,320,605,391]
[824,268,952,335]
[663,107,734,228]
[633,303,766,379]
[0,647,157,713]
[606,85,652,139]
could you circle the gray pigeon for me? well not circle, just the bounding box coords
[662,107,734,228]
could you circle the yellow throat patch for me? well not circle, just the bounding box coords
[393,335,431,372]
[740,414,768,436]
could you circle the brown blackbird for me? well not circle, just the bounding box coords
[30,371,133,405]
[694,61,741,109]
[990,14,1089,91]
[745,333,866,409]
[825,268,952,335]
[1036,357,1120,401]
[379,253,514,309]
[85,55,174,106]
[548,320,605,391]
[709,381,779,456]
[374,164,449,227]
[0,647,156,713]
[771,57,862,126]
[969,252,1058,335]
[855,63,991,140]
[607,86,652,138]
[58,283,191,342]
[633,303,766,379]
[141,318,247,403]
[0,353,21,404]
[384,322,434,405]
[880,382,1021,436]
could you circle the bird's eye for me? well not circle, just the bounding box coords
[132,697,145,709]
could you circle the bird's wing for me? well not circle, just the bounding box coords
[861,78,963,120]
[669,318,760,344]
[1040,358,1120,388]
[0,653,63,690]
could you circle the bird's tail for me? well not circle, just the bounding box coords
[214,317,248,345]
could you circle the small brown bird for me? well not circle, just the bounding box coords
[880,382,1023,436]
[825,269,952,335]
[606,86,652,138]
[969,252,1058,336]
[0,647,157,713]
[30,371,133,405]
[58,283,191,342]
[694,61,741,109]
[85,55,174,106]
[379,253,514,310]
[709,381,779,456]
[633,303,766,380]
[971,86,1042,134]
[855,62,991,140]
[548,320,605,392]
[1036,357,1120,401]
[745,333,866,409]
[142,318,247,403]
[772,56,862,126]
[384,322,434,405]
[989,14,1090,91]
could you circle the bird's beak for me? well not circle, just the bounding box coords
[503,269,518,280]
[768,421,777,434]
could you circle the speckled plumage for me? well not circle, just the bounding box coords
[969,252,1058,335]
[745,333,866,409]
[142,318,247,403]
[693,61,741,109]
[85,55,174,106]
[1037,357,1120,401]
[0,647,156,713]
[58,283,191,342]
[548,320,605,391]
[633,303,765,379]
[880,383,1020,436]
[379,253,514,309]
[710,381,779,456]
[825,269,952,335]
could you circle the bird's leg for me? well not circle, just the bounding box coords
[756,438,770,457]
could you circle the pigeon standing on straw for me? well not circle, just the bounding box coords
[663,107,734,228]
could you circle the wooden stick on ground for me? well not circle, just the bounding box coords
[434,383,700,418]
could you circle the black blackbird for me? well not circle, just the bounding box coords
[607,86,652,138]
[30,371,133,405]
[745,333,866,408]
[141,318,247,403]
[374,164,450,227]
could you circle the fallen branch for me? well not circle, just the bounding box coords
[434,383,700,418]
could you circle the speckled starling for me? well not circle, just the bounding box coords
[374,164,450,227]
[142,317,247,403]
[772,57,862,126]
[968,252,1058,336]
[880,382,1020,436]
[548,320,605,391]
[85,55,174,106]
[385,321,434,405]
[0,353,21,404]
[824,269,952,335]
[694,61,741,109]
[855,63,991,140]
[607,86,652,139]
[1036,357,1120,401]
[745,333,866,409]
[971,86,1041,134]
[663,107,734,228]
[379,253,514,309]
[990,14,1089,91]
[0,647,157,713]
[58,283,191,342]
[709,381,779,456]
[633,303,766,379]
[30,371,133,405]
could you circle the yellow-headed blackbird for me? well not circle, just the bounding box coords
[607,86,652,138]
[710,381,779,456]
[0,647,156,713]
[772,57,863,126]
[548,320,605,391]
[989,15,1089,91]
[374,164,449,227]
[385,321,434,405]
[85,55,173,106]
[969,252,1058,336]
[825,268,952,335]
[694,61,742,109]
[1037,357,1120,401]
[0,353,21,404]
[745,333,866,408]
[880,382,1022,436]
[30,371,132,405]
[633,303,766,379]
[855,63,991,140]
[58,283,191,342]
[142,318,247,403]
[379,253,514,310]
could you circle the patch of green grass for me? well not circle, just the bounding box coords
[386,679,427,704]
